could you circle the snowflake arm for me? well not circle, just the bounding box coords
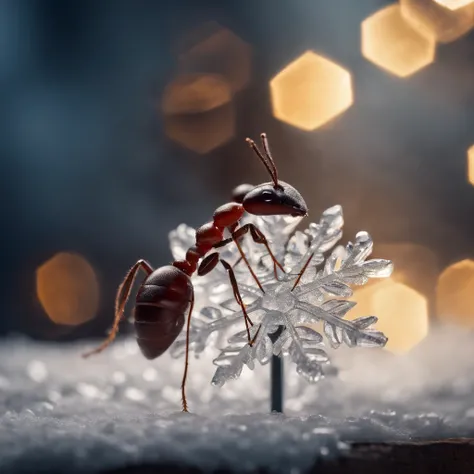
[295,233,393,299]
[295,301,388,349]
[281,314,329,383]
[169,303,261,358]
[211,326,261,387]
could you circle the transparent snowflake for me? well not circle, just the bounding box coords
[169,205,393,386]
[168,214,302,313]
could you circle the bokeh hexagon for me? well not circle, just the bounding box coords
[177,22,252,93]
[468,145,474,186]
[349,279,429,354]
[401,0,474,43]
[36,252,100,326]
[361,4,436,78]
[164,103,235,155]
[162,73,232,115]
[162,73,235,154]
[269,51,353,131]
[433,0,474,10]
[437,259,474,327]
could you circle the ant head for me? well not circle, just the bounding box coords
[242,133,308,217]
[243,181,307,217]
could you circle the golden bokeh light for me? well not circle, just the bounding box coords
[400,0,474,43]
[36,252,100,326]
[349,279,429,354]
[269,51,353,131]
[177,21,252,92]
[434,0,474,11]
[162,73,235,154]
[164,102,235,154]
[161,73,232,115]
[468,145,474,185]
[436,259,474,327]
[361,4,436,78]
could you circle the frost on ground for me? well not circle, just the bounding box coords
[0,208,469,473]
[2,327,474,473]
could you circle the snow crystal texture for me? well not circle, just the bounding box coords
[2,326,474,473]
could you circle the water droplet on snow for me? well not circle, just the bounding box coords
[286,399,303,411]
[155,419,173,429]
[312,427,334,435]
[124,339,139,355]
[112,345,128,360]
[142,367,157,382]
[320,446,330,456]
[36,401,54,411]
[27,360,48,383]
[48,390,62,402]
[112,371,126,384]
[125,387,145,401]
[337,441,350,451]
[161,386,180,403]
[77,382,108,400]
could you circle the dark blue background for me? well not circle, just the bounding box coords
[2,0,473,340]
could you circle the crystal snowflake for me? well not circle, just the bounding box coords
[169,205,393,386]
[168,214,302,312]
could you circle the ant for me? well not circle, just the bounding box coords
[83,133,308,412]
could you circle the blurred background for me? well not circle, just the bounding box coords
[2,0,474,354]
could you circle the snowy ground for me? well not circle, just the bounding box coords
[2,325,474,473]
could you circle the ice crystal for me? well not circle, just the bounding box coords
[168,215,301,314]
[169,205,393,386]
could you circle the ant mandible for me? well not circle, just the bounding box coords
[82,133,308,412]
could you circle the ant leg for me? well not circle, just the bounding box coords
[245,223,285,278]
[214,223,284,281]
[231,232,265,293]
[82,259,154,358]
[250,323,262,345]
[181,291,195,413]
[215,223,285,273]
[197,253,254,344]
[220,260,254,345]
[291,252,314,291]
[213,231,264,293]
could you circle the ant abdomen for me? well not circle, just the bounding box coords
[134,265,193,360]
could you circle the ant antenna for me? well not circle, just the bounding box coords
[260,133,279,188]
[246,135,279,188]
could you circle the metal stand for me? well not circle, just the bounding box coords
[269,326,284,413]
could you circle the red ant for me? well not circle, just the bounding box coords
[83,133,308,411]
